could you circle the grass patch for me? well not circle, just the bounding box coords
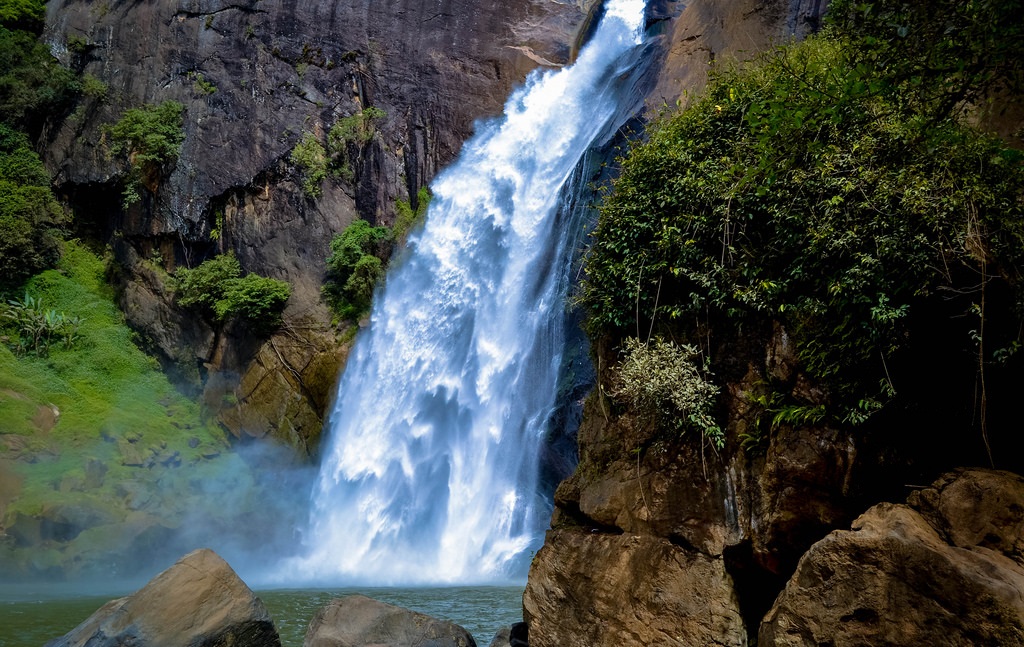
[0,241,242,577]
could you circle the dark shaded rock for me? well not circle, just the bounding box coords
[759,469,1024,646]
[487,623,528,647]
[46,548,280,647]
[41,0,600,450]
[304,594,475,647]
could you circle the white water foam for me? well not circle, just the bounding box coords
[283,0,650,585]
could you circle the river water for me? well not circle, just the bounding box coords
[0,586,522,646]
[289,0,653,586]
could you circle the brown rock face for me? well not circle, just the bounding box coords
[760,470,1024,646]
[304,594,475,647]
[525,324,850,645]
[648,0,825,107]
[525,529,745,647]
[46,548,280,647]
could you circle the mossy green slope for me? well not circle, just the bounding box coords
[0,241,260,579]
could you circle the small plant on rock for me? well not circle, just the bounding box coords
[290,131,327,198]
[323,219,391,321]
[107,100,185,208]
[174,252,291,333]
[614,336,723,449]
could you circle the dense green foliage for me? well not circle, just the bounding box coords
[827,0,1024,119]
[323,219,392,320]
[0,27,77,132]
[175,253,291,332]
[394,186,432,243]
[107,101,185,207]
[0,124,65,291]
[0,0,44,30]
[584,5,1024,431]
[291,131,327,198]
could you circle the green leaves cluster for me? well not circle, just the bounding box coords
[0,25,78,133]
[328,106,385,148]
[393,186,432,243]
[827,0,1024,120]
[614,337,723,449]
[2,292,83,356]
[0,0,44,30]
[107,100,185,207]
[323,219,391,320]
[175,253,291,333]
[290,131,327,198]
[326,106,386,182]
[584,11,1024,430]
[0,124,65,291]
[291,108,386,198]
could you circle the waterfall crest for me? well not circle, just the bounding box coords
[290,0,651,585]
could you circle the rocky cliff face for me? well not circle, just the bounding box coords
[521,2,1024,643]
[41,0,600,451]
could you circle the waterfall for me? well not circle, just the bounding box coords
[290,0,651,585]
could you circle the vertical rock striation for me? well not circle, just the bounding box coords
[41,0,600,450]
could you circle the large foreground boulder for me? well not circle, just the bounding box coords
[525,530,745,647]
[760,469,1024,645]
[304,594,475,647]
[46,548,280,647]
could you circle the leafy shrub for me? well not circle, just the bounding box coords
[328,106,385,148]
[2,293,83,355]
[290,131,327,198]
[0,26,78,132]
[215,274,291,331]
[614,337,723,448]
[175,253,290,332]
[584,23,1024,429]
[175,253,242,312]
[323,219,391,320]
[0,0,44,32]
[393,186,432,243]
[107,100,185,207]
[0,124,65,291]
[326,106,385,181]
[80,74,107,100]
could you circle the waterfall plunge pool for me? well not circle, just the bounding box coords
[0,585,523,647]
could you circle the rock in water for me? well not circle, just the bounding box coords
[760,469,1024,646]
[46,548,280,647]
[487,622,528,647]
[304,595,476,647]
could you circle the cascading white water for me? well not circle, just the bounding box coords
[291,0,650,585]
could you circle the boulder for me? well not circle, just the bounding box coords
[487,623,528,647]
[304,594,475,647]
[759,469,1024,646]
[524,529,745,647]
[46,548,280,647]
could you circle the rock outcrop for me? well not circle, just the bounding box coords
[760,469,1024,645]
[304,594,476,647]
[41,0,601,450]
[523,313,894,647]
[46,548,280,647]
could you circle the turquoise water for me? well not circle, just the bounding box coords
[0,586,523,646]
